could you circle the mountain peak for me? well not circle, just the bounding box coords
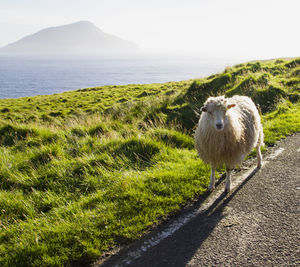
[0,21,139,55]
[74,20,94,25]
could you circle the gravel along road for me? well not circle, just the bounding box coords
[99,133,300,267]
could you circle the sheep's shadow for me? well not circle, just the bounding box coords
[99,167,260,267]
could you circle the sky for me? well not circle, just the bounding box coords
[0,0,299,59]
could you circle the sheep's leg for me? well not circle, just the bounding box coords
[256,144,262,169]
[208,166,216,191]
[225,168,231,193]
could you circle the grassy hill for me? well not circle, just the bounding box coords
[0,58,299,266]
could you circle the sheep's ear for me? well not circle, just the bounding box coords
[201,106,207,112]
[227,104,236,109]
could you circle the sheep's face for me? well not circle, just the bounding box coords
[201,97,236,131]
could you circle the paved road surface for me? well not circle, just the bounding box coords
[100,133,300,267]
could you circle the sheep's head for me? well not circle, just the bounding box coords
[201,96,236,131]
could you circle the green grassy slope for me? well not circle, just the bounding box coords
[0,58,299,266]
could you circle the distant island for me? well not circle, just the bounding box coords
[0,21,139,55]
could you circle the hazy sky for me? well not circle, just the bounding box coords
[0,0,299,59]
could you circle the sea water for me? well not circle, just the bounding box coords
[0,54,240,99]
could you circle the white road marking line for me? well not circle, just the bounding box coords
[267,147,285,160]
[109,147,285,266]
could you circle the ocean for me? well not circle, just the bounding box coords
[0,54,240,99]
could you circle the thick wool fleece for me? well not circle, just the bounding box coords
[195,95,264,168]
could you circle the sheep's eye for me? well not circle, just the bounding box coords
[208,111,212,115]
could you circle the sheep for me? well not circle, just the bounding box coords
[194,95,264,192]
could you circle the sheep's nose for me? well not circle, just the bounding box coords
[216,123,223,130]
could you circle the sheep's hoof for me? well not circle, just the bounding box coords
[257,162,262,169]
[208,185,215,192]
[224,186,230,193]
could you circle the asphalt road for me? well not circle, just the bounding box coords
[100,133,300,267]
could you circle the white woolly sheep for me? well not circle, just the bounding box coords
[195,95,264,192]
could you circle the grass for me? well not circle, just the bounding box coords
[0,57,299,266]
